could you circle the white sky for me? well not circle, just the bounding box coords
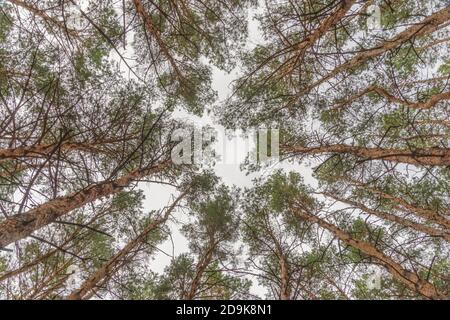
[137,4,318,297]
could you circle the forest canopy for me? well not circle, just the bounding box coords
[0,0,449,300]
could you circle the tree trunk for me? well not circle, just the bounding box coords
[6,0,80,39]
[291,206,446,299]
[67,190,186,300]
[0,203,117,283]
[333,86,450,110]
[294,0,356,53]
[133,0,185,82]
[344,178,450,230]
[0,138,135,160]
[184,240,218,300]
[279,254,291,300]
[0,160,170,249]
[324,193,450,242]
[283,144,450,166]
[301,6,450,95]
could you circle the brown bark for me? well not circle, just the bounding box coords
[0,160,171,249]
[323,274,350,300]
[278,253,291,300]
[268,229,291,300]
[7,0,81,39]
[417,36,450,50]
[324,193,450,242]
[0,143,91,160]
[344,178,450,230]
[291,206,446,299]
[415,120,450,127]
[0,138,135,160]
[184,239,219,300]
[25,257,75,300]
[333,86,450,110]
[301,6,450,95]
[293,0,357,55]
[407,76,450,85]
[133,0,185,82]
[67,190,186,300]
[275,0,358,79]
[0,205,114,283]
[282,144,450,166]
[298,0,356,48]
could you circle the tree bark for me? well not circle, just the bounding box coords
[282,144,450,166]
[133,0,185,82]
[301,6,450,95]
[344,178,450,230]
[333,86,450,110]
[6,0,81,39]
[324,193,450,242]
[291,206,446,299]
[184,239,219,300]
[278,253,291,300]
[270,232,291,300]
[67,190,186,300]
[0,160,171,249]
[0,138,136,160]
[0,204,115,283]
[294,0,357,53]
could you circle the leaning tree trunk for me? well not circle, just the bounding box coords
[324,193,450,242]
[291,206,446,300]
[333,86,450,110]
[184,240,219,300]
[293,0,356,55]
[343,178,450,230]
[282,144,450,166]
[67,190,187,300]
[6,0,81,39]
[300,6,450,96]
[133,0,184,82]
[0,137,136,160]
[0,160,171,249]
[0,205,111,283]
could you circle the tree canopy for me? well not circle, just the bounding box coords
[0,0,448,300]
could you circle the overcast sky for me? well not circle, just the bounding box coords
[132,4,320,297]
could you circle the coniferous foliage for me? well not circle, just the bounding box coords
[0,0,448,300]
